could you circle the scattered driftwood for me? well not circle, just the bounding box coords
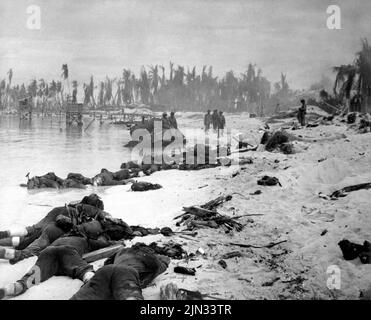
[229,240,287,249]
[330,183,371,199]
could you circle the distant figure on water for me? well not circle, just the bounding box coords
[297,99,307,126]
[169,111,178,129]
[204,110,212,132]
[161,112,171,130]
[212,110,219,132]
[72,88,77,103]
[218,111,226,136]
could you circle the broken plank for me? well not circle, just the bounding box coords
[83,244,123,263]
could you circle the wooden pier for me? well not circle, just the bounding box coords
[18,97,32,120]
[65,99,83,126]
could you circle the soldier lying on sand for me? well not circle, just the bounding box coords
[92,168,135,186]
[0,194,106,250]
[71,243,170,300]
[24,172,92,189]
[0,213,131,265]
[0,218,133,299]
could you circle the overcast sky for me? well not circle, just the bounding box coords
[0,0,370,89]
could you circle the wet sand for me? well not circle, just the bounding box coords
[1,110,371,299]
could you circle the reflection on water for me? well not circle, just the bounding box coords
[0,115,132,226]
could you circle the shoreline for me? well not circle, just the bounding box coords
[1,111,371,299]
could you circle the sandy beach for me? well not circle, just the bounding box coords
[1,111,370,300]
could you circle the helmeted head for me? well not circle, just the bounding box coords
[170,111,175,117]
[300,99,305,104]
[55,215,73,232]
[27,177,39,189]
[80,193,104,210]
[102,218,133,240]
[162,112,168,118]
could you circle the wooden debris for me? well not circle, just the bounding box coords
[174,195,246,232]
[229,240,288,249]
[160,227,198,237]
[82,244,123,263]
[201,195,233,211]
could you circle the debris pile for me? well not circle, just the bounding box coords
[174,195,246,232]
[260,130,294,154]
[338,239,371,264]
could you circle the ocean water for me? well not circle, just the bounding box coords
[0,115,132,227]
[0,112,233,229]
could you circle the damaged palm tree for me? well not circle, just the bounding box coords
[174,195,247,232]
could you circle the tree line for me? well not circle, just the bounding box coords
[2,39,370,115]
[0,62,292,115]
